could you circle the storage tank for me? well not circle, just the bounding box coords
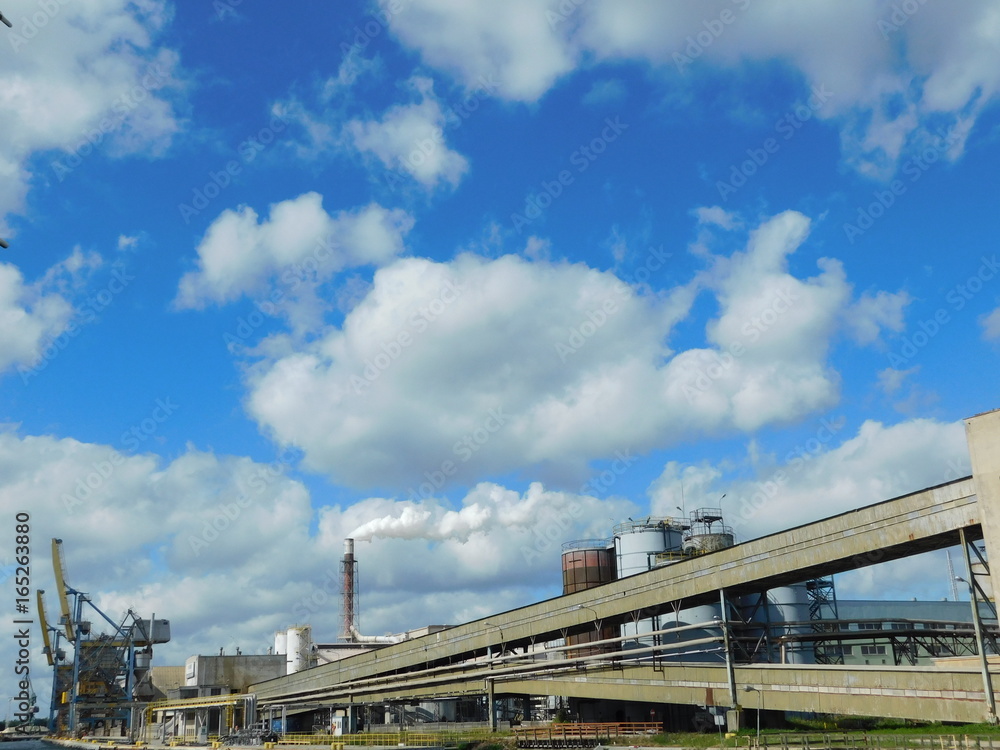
[274,629,287,656]
[614,518,684,578]
[613,518,685,648]
[286,625,313,673]
[664,509,734,661]
[562,540,616,593]
[562,540,619,656]
[765,583,814,664]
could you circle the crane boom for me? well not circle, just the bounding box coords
[37,589,54,666]
[52,538,75,641]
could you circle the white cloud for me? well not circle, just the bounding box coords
[877,366,919,396]
[0,249,109,377]
[1,0,183,233]
[244,211,906,489]
[379,0,577,102]
[647,416,970,597]
[382,0,1000,178]
[581,78,627,107]
[345,76,470,189]
[174,193,414,321]
[981,306,1000,341]
[691,205,740,230]
[0,428,635,697]
[844,289,911,345]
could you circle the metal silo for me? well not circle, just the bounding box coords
[562,540,619,655]
[286,625,313,673]
[613,518,686,648]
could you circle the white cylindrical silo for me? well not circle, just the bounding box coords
[286,625,313,673]
[614,519,684,647]
[274,630,287,656]
[767,583,814,664]
[614,519,684,578]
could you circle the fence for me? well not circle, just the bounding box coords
[514,722,663,747]
[758,734,1000,750]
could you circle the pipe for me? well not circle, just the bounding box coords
[349,625,407,645]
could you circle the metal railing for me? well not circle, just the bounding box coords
[757,734,1000,750]
[513,722,663,747]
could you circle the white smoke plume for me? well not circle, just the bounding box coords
[347,482,629,543]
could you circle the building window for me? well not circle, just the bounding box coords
[857,622,882,630]
[861,645,887,655]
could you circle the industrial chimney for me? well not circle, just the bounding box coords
[342,538,358,639]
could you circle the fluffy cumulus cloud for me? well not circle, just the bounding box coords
[649,416,969,540]
[0,249,110,378]
[244,210,906,489]
[0,429,633,694]
[381,0,1000,178]
[648,416,972,599]
[1,0,183,233]
[345,76,470,189]
[379,0,577,102]
[174,193,414,316]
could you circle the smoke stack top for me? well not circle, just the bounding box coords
[344,538,354,558]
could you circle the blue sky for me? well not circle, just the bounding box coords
[3,0,1000,708]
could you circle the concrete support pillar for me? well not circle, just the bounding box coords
[486,679,496,731]
[965,408,1000,724]
[966,410,1000,579]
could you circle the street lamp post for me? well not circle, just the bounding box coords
[743,686,761,745]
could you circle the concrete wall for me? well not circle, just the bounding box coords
[185,654,286,691]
